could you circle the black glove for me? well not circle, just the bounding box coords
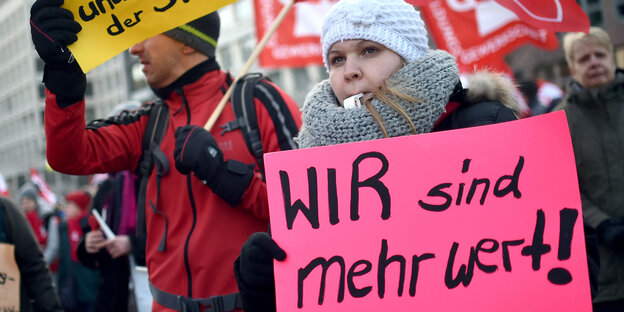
[174,125,255,207]
[583,222,600,299]
[234,232,286,312]
[596,219,624,251]
[30,0,86,107]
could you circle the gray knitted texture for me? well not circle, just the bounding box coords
[322,0,429,70]
[296,50,459,149]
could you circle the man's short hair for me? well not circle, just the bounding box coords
[563,27,613,67]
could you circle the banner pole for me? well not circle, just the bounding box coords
[204,0,296,131]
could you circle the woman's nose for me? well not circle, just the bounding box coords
[344,58,361,80]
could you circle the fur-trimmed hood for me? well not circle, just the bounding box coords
[462,71,525,116]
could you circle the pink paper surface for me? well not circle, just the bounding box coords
[265,111,591,311]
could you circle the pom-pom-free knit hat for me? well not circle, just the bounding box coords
[164,11,220,58]
[321,0,429,70]
[65,190,91,212]
[20,187,38,202]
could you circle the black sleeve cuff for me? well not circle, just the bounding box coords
[43,64,86,108]
[211,160,255,207]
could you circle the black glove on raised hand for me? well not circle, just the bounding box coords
[234,232,286,312]
[174,125,255,207]
[597,219,624,251]
[30,0,86,107]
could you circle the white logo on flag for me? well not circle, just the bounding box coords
[447,0,518,37]
[293,0,335,37]
[512,0,563,22]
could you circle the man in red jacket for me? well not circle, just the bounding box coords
[30,0,302,311]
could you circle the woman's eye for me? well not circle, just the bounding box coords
[364,47,377,55]
[331,56,345,65]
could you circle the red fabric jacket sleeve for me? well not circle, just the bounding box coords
[44,91,146,175]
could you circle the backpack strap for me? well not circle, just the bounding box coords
[149,281,243,312]
[135,100,170,243]
[221,73,299,176]
[230,73,264,171]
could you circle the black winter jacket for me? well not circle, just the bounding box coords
[434,100,517,131]
[0,197,63,312]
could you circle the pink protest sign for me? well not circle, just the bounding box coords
[264,111,591,311]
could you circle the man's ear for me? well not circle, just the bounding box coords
[568,64,576,77]
[182,45,197,55]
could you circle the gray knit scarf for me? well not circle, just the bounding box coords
[295,50,459,148]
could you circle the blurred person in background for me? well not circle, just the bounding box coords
[56,190,100,312]
[76,102,151,312]
[516,76,563,116]
[0,196,63,311]
[77,170,146,312]
[18,183,60,274]
[559,26,624,312]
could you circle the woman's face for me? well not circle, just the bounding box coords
[328,40,404,105]
[569,39,615,89]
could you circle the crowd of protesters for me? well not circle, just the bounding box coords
[0,0,618,311]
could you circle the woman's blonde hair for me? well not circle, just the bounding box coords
[563,27,613,68]
[363,82,421,138]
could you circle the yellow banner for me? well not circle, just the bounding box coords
[64,0,237,72]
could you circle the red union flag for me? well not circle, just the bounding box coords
[492,0,589,32]
[0,173,8,197]
[420,0,558,72]
[254,0,338,68]
[30,167,56,206]
[407,0,589,33]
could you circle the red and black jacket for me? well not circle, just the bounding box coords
[45,60,302,311]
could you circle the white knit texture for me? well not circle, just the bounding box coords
[322,0,429,69]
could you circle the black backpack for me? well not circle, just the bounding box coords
[134,72,299,236]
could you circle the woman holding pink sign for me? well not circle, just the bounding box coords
[233,0,526,311]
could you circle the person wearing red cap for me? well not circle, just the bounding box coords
[55,190,100,312]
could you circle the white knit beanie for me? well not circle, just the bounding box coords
[321,0,429,70]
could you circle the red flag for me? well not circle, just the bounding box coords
[420,0,558,72]
[254,0,338,68]
[30,167,57,206]
[408,0,589,33]
[0,173,9,197]
[495,0,589,32]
